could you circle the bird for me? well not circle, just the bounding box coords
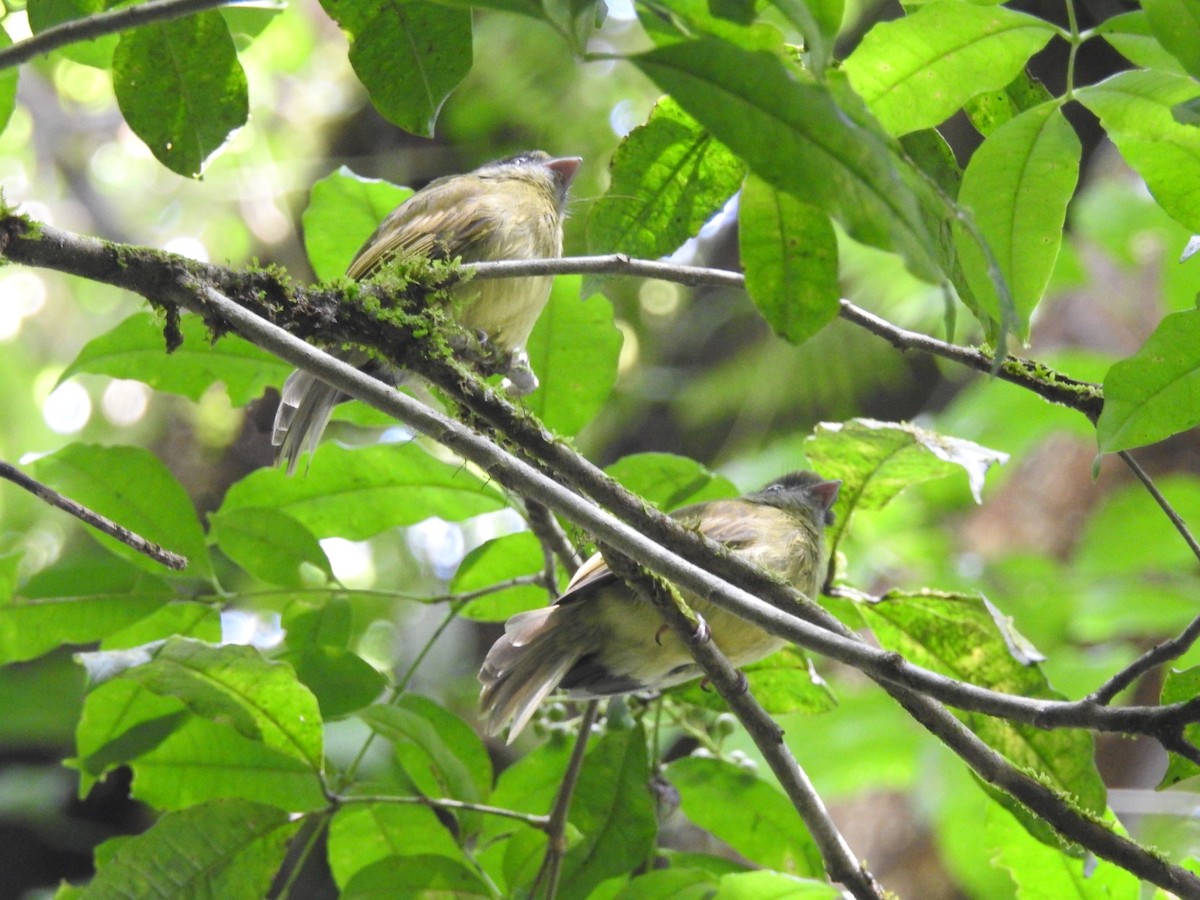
[478,471,841,741]
[272,150,582,473]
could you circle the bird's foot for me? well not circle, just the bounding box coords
[500,349,539,396]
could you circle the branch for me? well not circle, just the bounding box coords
[525,498,584,576]
[0,0,234,70]
[5,218,1198,894]
[601,548,884,900]
[469,257,1105,420]
[534,700,600,899]
[0,458,187,570]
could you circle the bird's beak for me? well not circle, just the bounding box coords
[546,156,582,190]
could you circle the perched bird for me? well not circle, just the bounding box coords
[273,150,582,473]
[479,471,841,741]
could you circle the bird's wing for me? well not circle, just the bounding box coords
[346,178,500,279]
[554,501,759,607]
[557,552,616,602]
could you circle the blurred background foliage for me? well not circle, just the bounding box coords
[2,0,1200,896]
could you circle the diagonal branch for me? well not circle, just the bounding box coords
[0,458,187,570]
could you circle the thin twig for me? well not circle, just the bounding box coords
[526,499,584,575]
[534,701,601,899]
[523,499,585,897]
[1088,451,1200,704]
[0,459,187,570]
[0,0,234,70]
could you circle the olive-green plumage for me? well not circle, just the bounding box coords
[273,151,581,473]
[478,472,841,742]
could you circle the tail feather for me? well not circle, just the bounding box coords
[272,369,342,475]
[479,608,582,742]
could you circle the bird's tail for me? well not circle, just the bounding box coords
[478,607,582,742]
[272,369,343,475]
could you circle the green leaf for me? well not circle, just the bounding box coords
[221,3,286,42]
[32,444,213,579]
[523,278,622,436]
[112,11,248,177]
[27,0,117,68]
[0,552,16,602]
[73,678,193,789]
[586,96,744,259]
[667,756,823,876]
[342,855,492,897]
[632,37,940,281]
[131,715,327,811]
[1096,309,1200,453]
[61,311,291,406]
[73,679,326,810]
[454,531,549,622]
[1095,11,1192,74]
[488,735,573,816]
[670,646,836,716]
[713,871,840,898]
[605,453,737,511]
[0,29,18,133]
[739,174,839,344]
[295,645,389,717]
[614,869,720,899]
[1077,70,1200,232]
[210,507,333,587]
[963,70,1055,139]
[359,695,492,806]
[1160,666,1200,787]
[954,102,1081,339]
[84,637,325,767]
[279,598,387,718]
[636,0,786,51]
[328,802,468,888]
[303,167,414,281]
[80,800,300,899]
[317,0,471,136]
[0,555,172,665]
[842,1,1054,136]
[555,725,658,899]
[804,418,1008,551]
[102,601,221,650]
[985,801,1142,897]
[218,443,507,540]
[1142,0,1200,79]
[857,591,1106,840]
